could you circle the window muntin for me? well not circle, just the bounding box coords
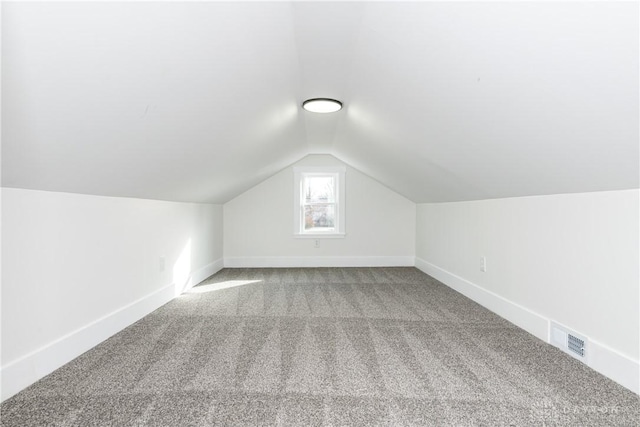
[302,174,337,232]
[293,166,345,237]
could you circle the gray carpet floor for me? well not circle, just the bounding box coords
[1,267,638,426]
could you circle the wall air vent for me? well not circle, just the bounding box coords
[567,334,585,358]
[550,321,588,363]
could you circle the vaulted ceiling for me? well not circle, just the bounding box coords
[2,1,638,203]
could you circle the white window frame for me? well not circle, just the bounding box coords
[293,166,346,238]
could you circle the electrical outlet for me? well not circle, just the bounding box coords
[159,256,166,272]
[314,239,320,248]
[480,256,486,272]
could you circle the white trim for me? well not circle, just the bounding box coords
[293,233,346,239]
[415,258,548,341]
[0,258,225,402]
[414,257,639,395]
[589,339,639,394]
[191,258,224,285]
[224,256,415,268]
[293,166,346,236]
[181,258,225,292]
[1,282,175,402]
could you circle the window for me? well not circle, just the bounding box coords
[294,166,345,237]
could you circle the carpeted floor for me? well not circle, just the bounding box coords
[1,267,638,426]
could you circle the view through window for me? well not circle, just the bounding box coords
[293,166,345,237]
[303,175,336,232]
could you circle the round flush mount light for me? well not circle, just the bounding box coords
[302,98,342,113]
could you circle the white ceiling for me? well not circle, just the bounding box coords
[3,1,638,203]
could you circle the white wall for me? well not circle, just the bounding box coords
[224,154,415,266]
[415,189,639,393]
[1,188,223,400]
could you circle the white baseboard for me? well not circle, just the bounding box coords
[415,257,639,395]
[0,282,176,402]
[1,258,227,403]
[415,258,549,341]
[0,257,225,403]
[192,258,224,285]
[180,258,225,293]
[590,339,639,394]
[224,256,415,268]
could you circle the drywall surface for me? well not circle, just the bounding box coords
[223,154,415,265]
[4,2,638,204]
[1,188,223,400]
[416,189,639,385]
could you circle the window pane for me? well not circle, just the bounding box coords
[304,204,335,230]
[303,176,335,204]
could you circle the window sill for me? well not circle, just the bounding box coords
[294,233,346,239]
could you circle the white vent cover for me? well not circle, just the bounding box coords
[567,334,586,357]
[550,321,589,363]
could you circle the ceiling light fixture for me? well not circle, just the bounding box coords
[302,98,342,113]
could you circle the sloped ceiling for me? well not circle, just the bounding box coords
[2,1,638,203]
